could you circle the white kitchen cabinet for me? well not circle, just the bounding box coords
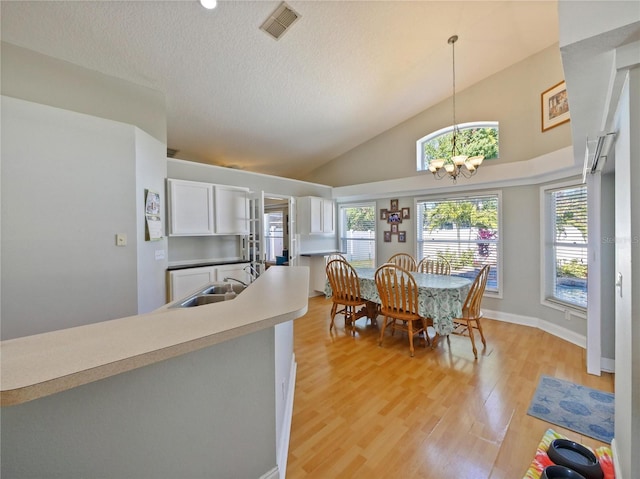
[167,179,249,236]
[168,266,216,301]
[215,263,251,284]
[214,185,249,235]
[168,179,214,236]
[297,196,335,235]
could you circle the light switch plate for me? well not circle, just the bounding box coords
[116,233,127,246]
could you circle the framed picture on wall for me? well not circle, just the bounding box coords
[390,199,399,211]
[384,231,392,242]
[401,207,410,220]
[398,231,406,243]
[387,211,401,224]
[391,224,399,234]
[380,209,388,220]
[541,80,570,132]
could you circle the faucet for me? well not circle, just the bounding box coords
[243,264,260,282]
[223,277,249,287]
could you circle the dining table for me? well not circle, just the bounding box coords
[325,267,473,337]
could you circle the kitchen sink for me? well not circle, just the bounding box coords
[169,282,247,308]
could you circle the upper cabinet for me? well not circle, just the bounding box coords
[168,179,214,235]
[214,185,249,235]
[167,179,248,236]
[298,196,335,235]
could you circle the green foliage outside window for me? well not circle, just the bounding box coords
[345,206,375,231]
[423,127,499,169]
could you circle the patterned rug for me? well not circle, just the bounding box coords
[527,375,614,443]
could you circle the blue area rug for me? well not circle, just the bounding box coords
[527,375,614,443]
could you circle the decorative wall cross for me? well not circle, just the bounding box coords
[380,199,410,242]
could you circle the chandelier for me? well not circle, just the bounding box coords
[428,35,484,181]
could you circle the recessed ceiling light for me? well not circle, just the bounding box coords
[199,0,217,10]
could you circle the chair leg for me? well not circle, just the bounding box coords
[329,302,337,331]
[421,318,430,346]
[378,316,389,347]
[476,318,486,347]
[467,322,478,359]
[408,320,415,357]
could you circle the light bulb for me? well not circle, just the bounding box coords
[200,0,217,9]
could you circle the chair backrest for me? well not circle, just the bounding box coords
[375,264,420,318]
[326,253,347,264]
[462,264,491,319]
[417,256,451,275]
[326,259,362,302]
[387,253,417,272]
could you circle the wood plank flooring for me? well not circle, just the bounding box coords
[287,296,614,478]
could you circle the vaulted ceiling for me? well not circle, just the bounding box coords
[1,1,559,179]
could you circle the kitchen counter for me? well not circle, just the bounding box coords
[300,251,345,257]
[0,266,309,406]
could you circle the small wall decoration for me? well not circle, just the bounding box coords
[541,80,570,132]
[380,199,409,242]
[144,189,163,241]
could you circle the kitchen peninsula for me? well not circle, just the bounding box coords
[1,266,309,479]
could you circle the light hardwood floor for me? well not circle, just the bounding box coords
[287,296,614,478]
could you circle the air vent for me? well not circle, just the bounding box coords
[167,148,179,158]
[260,2,301,40]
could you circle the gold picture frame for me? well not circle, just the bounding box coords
[541,81,570,132]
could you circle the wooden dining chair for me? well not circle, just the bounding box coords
[387,253,417,272]
[375,263,429,357]
[325,259,368,335]
[451,264,491,358]
[326,253,347,264]
[417,256,451,275]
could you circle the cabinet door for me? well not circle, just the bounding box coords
[215,263,251,284]
[309,197,324,234]
[214,186,249,235]
[168,179,214,236]
[169,267,216,301]
[322,199,335,234]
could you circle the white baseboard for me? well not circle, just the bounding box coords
[611,438,623,479]
[483,308,586,348]
[277,354,297,479]
[601,357,615,373]
[259,467,279,479]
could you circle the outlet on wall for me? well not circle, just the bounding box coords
[116,233,127,246]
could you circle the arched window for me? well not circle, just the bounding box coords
[416,121,499,171]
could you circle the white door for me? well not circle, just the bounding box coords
[288,196,298,266]
[249,190,265,275]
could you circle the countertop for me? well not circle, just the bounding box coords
[0,266,309,406]
[166,259,249,270]
[300,251,345,257]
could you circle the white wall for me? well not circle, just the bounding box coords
[135,129,169,313]
[305,44,572,187]
[1,97,140,339]
[1,42,166,145]
[1,328,277,478]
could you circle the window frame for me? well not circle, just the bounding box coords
[338,202,377,268]
[414,190,503,298]
[416,121,499,171]
[540,180,588,314]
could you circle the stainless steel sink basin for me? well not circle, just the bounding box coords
[169,282,247,308]
[200,283,246,295]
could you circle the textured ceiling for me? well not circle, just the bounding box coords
[1,0,559,179]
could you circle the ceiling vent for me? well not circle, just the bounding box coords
[260,2,301,41]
